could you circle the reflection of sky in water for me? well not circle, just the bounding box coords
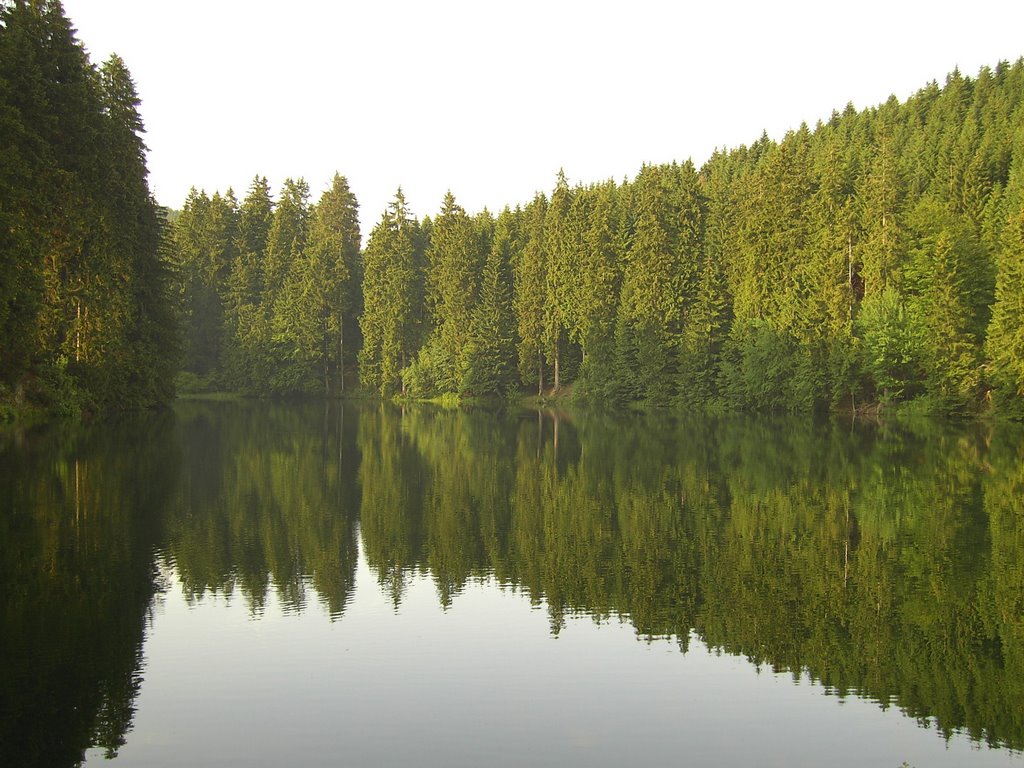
[87,535,1020,768]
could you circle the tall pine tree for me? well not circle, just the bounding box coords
[359,189,424,396]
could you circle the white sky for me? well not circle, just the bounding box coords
[63,0,1024,237]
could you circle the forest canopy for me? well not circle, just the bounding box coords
[172,56,1024,417]
[0,0,177,416]
[4,1,1024,418]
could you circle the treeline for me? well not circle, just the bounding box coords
[171,175,360,394]
[3,2,1024,418]
[0,0,177,416]
[174,58,1024,415]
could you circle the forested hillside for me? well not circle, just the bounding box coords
[4,0,1023,418]
[174,59,1024,416]
[0,0,177,417]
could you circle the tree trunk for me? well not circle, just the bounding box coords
[323,313,329,396]
[537,351,544,397]
[339,316,345,394]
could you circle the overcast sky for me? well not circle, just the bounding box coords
[62,0,1024,236]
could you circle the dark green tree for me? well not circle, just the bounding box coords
[416,191,484,394]
[224,176,273,390]
[359,189,425,396]
[513,193,548,395]
[542,170,575,392]
[461,207,516,396]
[0,2,177,413]
[271,174,360,394]
[575,181,623,401]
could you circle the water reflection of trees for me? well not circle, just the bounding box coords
[12,401,1017,762]
[165,401,360,618]
[352,406,1023,751]
[0,415,176,766]
[156,401,1022,750]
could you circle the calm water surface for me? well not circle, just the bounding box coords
[1,401,1022,767]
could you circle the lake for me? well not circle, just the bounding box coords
[1,401,1022,767]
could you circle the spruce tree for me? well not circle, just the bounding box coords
[96,52,178,406]
[462,208,516,396]
[173,188,235,378]
[271,174,360,393]
[543,170,575,392]
[986,206,1024,416]
[678,251,730,406]
[421,191,483,394]
[855,108,906,299]
[576,181,622,400]
[224,176,274,390]
[359,189,424,396]
[796,127,858,406]
[896,198,987,410]
[513,193,548,395]
[316,173,360,391]
[617,163,704,405]
[985,126,1024,416]
[264,177,310,302]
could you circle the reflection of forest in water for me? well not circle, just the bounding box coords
[0,414,176,767]
[2,402,1023,765]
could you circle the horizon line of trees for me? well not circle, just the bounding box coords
[4,1,1024,419]
[171,174,360,395]
[173,58,1024,417]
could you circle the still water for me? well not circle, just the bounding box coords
[1,401,1022,767]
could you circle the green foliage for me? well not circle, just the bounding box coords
[855,286,923,402]
[986,126,1024,417]
[907,219,985,412]
[222,176,273,390]
[420,191,486,394]
[166,174,360,396]
[461,208,517,396]
[719,319,800,410]
[172,188,235,378]
[158,56,1024,417]
[542,170,575,391]
[616,163,705,405]
[270,174,360,394]
[677,250,731,406]
[0,2,178,416]
[358,189,425,396]
[572,182,623,401]
[513,194,549,394]
[986,207,1024,415]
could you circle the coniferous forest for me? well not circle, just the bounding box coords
[4,2,1024,419]
[0,0,176,417]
